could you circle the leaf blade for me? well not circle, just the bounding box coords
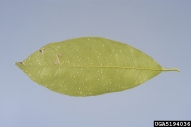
[15,37,178,96]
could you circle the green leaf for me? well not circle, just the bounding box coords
[15,37,179,96]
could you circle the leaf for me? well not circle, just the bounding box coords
[15,37,179,97]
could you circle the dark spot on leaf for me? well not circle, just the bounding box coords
[39,48,44,53]
[57,53,62,57]
[18,62,23,64]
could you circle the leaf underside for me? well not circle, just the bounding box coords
[16,37,167,96]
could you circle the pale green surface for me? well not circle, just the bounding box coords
[15,37,178,96]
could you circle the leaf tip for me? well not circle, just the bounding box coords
[15,62,25,67]
[175,68,180,72]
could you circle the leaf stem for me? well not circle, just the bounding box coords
[162,68,180,72]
